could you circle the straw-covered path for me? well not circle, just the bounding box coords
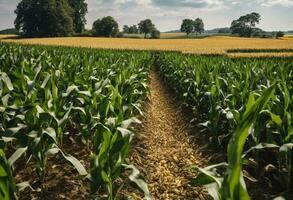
[128,70,211,200]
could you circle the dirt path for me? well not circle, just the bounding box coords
[129,70,209,200]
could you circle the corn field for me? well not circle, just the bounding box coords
[0,42,293,199]
[0,43,151,200]
[154,52,293,199]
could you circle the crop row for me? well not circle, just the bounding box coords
[154,52,293,199]
[0,43,152,200]
[227,48,293,53]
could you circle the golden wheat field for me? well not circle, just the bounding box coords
[1,35,293,55]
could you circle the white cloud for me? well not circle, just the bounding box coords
[261,0,293,7]
[115,0,151,5]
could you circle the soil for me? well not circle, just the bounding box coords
[14,135,91,200]
[126,70,214,200]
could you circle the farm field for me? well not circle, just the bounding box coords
[1,0,293,199]
[2,35,293,55]
[0,42,292,200]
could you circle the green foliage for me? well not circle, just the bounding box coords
[0,140,17,200]
[180,18,204,37]
[151,29,160,39]
[129,25,139,34]
[154,52,293,199]
[231,12,261,37]
[123,25,130,33]
[0,28,19,35]
[138,19,155,39]
[92,16,119,37]
[123,25,139,34]
[275,31,285,38]
[68,0,88,33]
[227,48,293,53]
[194,18,204,36]
[15,0,74,37]
[181,19,194,36]
[0,43,151,199]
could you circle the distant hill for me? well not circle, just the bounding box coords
[0,28,19,35]
[165,30,181,33]
[205,27,231,34]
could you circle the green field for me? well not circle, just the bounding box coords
[1,43,292,199]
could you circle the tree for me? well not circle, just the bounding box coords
[230,12,261,37]
[92,16,119,37]
[123,25,129,33]
[128,25,138,34]
[15,0,74,37]
[181,19,194,37]
[194,18,204,36]
[55,0,75,36]
[68,0,88,33]
[138,19,155,39]
[275,31,284,38]
[151,29,160,39]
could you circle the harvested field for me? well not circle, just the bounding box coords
[2,35,293,54]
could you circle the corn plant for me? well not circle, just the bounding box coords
[154,51,293,198]
[0,43,151,199]
[0,140,17,200]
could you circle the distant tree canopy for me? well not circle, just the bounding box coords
[180,18,204,37]
[0,28,19,35]
[129,25,139,34]
[181,19,194,36]
[14,0,87,37]
[68,0,87,33]
[92,16,119,37]
[123,25,139,34]
[151,28,160,39]
[138,19,155,38]
[123,25,130,33]
[194,18,204,36]
[230,12,261,37]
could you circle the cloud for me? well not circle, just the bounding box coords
[261,0,293,7]
[150,0,225,9]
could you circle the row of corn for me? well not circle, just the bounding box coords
[0,43,152,200]
[154,52,293,199]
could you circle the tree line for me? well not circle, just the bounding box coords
[14,1,283,39]
[14,0,161,38]
[180,13,284,38]
[93,17,160,39]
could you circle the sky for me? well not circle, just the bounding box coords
[0,0,292,32]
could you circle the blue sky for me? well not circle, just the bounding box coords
[0,0,292,31]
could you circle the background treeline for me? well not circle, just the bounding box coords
[11,0,287,39]
[14,0,161,38]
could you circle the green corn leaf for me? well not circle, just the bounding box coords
[123,164,153,200]
[1,73,13,91]
[8,147,28,166]
[57,146,88,177]
[270,112,282,126]
[224,85,275,200]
